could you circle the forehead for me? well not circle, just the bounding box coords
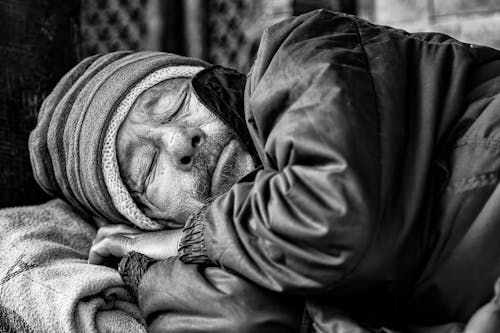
[116,78,188,182]
[128,77,190,123]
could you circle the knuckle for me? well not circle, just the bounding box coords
[113,234,135,251]
[96,225,112,237]
[100,235,119,249]
[107,234,122,244]
[121,235,133,247]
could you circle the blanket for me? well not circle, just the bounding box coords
[0,199,147,333]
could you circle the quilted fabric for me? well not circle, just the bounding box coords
[206,0,292,72]
[80,0,150,55]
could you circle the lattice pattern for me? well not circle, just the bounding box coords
[207,0,293,73]
[204,0,353,72]
[80,0,150,56]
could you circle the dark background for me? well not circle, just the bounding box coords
[1,0,499,208]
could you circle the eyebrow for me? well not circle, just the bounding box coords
[152,82,190,124]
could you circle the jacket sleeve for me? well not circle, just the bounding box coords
[137,256,303,333]
[179,10,381,295]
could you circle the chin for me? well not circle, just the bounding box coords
[210,139,255,197]
[211,178,237,197]
[213,158,255,198]
[166,200,205,226]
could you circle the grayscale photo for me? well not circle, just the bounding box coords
[1,0,500,332]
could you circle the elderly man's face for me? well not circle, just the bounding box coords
[117,78,254,226]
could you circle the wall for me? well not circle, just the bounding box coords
[0,0,80,207]
[357,0,500,49]
[184,0,356,73]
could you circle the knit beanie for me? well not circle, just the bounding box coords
[29,51,209,230]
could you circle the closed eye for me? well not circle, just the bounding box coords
[144,151,159,188]
[159,84,190,124]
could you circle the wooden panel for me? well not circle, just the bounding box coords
[428,21,461,38]
[79,0,171,57]
[375,0,429,24]
[183,0,209,59]
[206,0,292,72]
[460,16,500,49]
[434,0,500,16]
[356,0,376,21]
[0,0,79,207]
[293,0,353,15]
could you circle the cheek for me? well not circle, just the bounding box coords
[148,168,184,207]
[200,118,227,138]
[145,163,202,214]
[192,104,228,135]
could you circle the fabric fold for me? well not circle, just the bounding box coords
[0,200,147,332]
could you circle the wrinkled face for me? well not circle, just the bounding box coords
[117,78,254,226]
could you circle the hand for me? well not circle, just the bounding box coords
[88,224,183,266]
[139,257,304,333]
[464,278,500,333]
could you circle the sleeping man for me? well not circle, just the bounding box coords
[27,9,500,333]
[28,50,302,332]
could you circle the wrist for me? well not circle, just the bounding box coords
[170,228,183,257]
[178,207,210,264]
[118,251,157,299]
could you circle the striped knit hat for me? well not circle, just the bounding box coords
[29,51,209,230]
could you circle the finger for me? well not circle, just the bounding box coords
[130,229,183,259]
[89,234,133,265]
[94,224,141,244]
[494,277,500,304]
[88,234,135,265]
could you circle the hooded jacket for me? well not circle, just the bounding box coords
[125,9,500,332]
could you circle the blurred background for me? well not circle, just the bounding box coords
[1,0,500,208]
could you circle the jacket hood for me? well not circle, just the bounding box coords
[191,65,260,165]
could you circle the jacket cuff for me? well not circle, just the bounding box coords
[178,206,210,264]
[118,251,157,298]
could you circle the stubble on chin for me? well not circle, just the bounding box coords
[213,156,240,196]
[190,133,238,204]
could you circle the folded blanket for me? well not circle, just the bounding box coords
[0,199,147,333]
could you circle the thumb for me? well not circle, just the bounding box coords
[88,234,135,266]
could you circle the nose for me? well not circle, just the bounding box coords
[166,127,205,171]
